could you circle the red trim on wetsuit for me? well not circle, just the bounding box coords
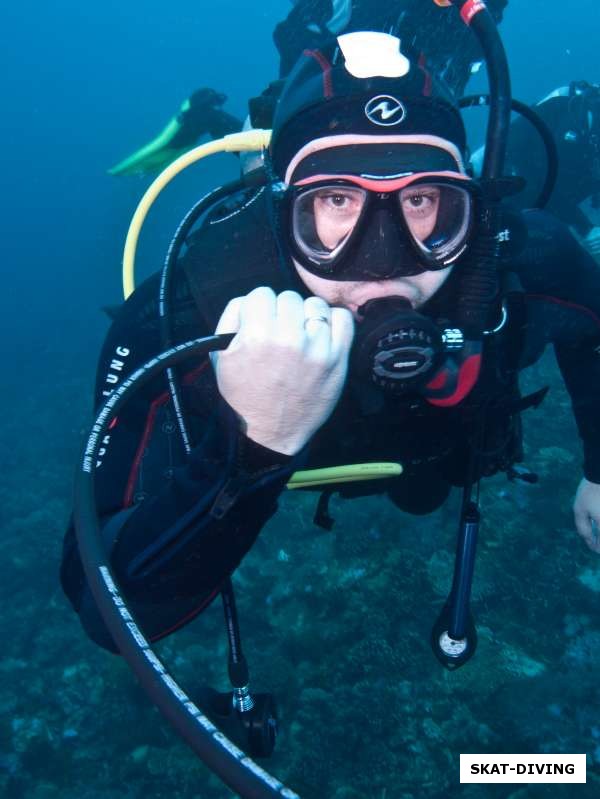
[123,362,209,507]
[526,294,600,331]
[418,53,433,97]
[124,395,164,507]
[303,49,334,98]
[427,354,482,407]
[149,586,220,642]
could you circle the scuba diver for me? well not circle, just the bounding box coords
[109,0,508,176]
[109,87,243,176]
[501,81,600,262]
[63,26,600,644]
[62,20,600,799]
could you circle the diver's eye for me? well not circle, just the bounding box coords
[401,187,441,218]
[320,192,361,212]
[405,192,433,209]
[312,188,365,218]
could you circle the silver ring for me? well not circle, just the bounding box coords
[303,314,330,328]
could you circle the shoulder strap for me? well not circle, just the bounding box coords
[182,186,295,332]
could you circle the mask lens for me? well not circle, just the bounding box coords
[399,182,471,264]
[292,185,367,265]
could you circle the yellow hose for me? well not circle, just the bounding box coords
[121,129,272,299]
[287,462,403,490]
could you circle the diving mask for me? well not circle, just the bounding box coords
[286,172,476,280]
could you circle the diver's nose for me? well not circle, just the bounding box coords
[358,206,409,279]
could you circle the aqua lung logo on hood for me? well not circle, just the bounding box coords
[365,95,407,127]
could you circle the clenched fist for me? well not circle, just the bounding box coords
[211,287,354,455]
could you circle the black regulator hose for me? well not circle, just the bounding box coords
[460,94,559,208]
[160,174,268,453]
[444,3,511,336]
[450,0,512,180]
[160,174,266,352]
[73,333,300,799]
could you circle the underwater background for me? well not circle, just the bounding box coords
[2,1,600,796]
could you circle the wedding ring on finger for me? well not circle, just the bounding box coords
[303,314,330,329]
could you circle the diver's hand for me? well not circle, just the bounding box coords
[212,287,354,455]
[573,477,600,553]
[583,226,600,264]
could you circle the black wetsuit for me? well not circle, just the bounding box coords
[505,87,600,235]
[60,189,600,654]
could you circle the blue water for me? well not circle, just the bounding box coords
[1,2,599,797]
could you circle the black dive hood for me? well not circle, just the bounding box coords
[73,4,513,798]
[270,0,511,184]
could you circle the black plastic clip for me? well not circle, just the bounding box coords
[314,489,335,530]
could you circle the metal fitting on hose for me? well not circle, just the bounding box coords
[233,685,256,714]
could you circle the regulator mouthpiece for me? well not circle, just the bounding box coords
[353,297,445,394]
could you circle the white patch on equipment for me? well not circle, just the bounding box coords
[338,31,410,79]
